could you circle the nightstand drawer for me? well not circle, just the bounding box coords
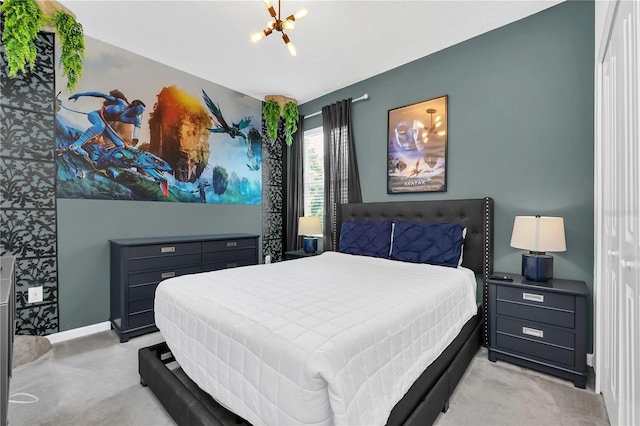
[497,285,575,311]
[496,333,575,367]
[496,317,575,350]
[496,300,575,328]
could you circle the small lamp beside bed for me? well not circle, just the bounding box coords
[510,215,566,281]
[298,216,323,253]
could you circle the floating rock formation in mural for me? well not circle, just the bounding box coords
[148,85,212,183]
[212,165,229,195]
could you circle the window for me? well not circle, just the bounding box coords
[303,127,324,218]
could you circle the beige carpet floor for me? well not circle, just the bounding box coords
[12,335,52,368]
[8,330,610,425]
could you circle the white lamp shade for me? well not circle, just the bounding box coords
[298,216,322,236]
[510,216,566,252]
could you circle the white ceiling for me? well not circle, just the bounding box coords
[58,0,564,104]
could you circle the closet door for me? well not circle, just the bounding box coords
[617,2,639,423]
[600,32,620,426]
[597,1,639,424]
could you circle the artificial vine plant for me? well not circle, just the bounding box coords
[264,99,299,146]
[0,0,42,77]
[282,101,298,146]
[54,9,84,91]
[0,0,85,91]
[264,99,281,141]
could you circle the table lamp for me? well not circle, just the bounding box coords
[510,215,566,282]
[298,217,322,253]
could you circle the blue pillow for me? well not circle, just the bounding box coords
[339,220,393,258]
[391,221,466,268]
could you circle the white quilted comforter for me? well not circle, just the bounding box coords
[155,251,477,426]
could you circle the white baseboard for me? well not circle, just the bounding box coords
[46,321,111,345]
[587,353,594,367]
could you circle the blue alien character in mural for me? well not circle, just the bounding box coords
[56,89,173,198]
[64,89,146,156]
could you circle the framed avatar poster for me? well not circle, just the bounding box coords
[387,95,448,193]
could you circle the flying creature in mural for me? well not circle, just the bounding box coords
[202,90,253,141]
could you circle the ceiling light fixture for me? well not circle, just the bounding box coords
[250,0,308,57]
[425,108,446,140]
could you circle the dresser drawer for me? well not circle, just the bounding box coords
[497,285,575,311]
[496,300,575,328]
[129,297,154,315]
[496,317,575,350]
[129,265,202,287]
[202,248,256,265]
[129,282,159,300]
[128,253,202,272]
[203,257,256,272]
[128,310,154,328]
[203,238,256,253]
[128,241,201,259]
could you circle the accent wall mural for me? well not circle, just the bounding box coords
[55,36,262,204]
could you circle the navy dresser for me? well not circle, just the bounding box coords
[110,234,259,342]
[488,274,589,388]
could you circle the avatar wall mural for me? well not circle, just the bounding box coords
[55,36,262,204]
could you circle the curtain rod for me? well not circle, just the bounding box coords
[303,93,369,119]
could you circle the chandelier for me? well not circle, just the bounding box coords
[424,108,446,139]
[250,0,308,57]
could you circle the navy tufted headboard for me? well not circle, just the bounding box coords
[339,198,494,277]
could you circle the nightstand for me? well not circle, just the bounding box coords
[284,250,321,260]
[487,273,589,388]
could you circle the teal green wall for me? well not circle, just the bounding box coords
[57,199,261,330]
[300,1,595,350]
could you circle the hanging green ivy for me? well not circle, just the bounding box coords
[282,101,298,146]
[264,100,281,141]
[0,0,85,91]
[0,0,43,76]
[54,11,84,91]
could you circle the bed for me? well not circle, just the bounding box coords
[138,197,494,426]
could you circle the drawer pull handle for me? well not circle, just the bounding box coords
[161,272,176,278]
[523,292,544,303]
[226,241,237,247]
[161,246,176,253]
[227,263,238,268]
[522,327,544,338]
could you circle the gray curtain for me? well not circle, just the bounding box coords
[286,115,305,251]
[322,98,362,251]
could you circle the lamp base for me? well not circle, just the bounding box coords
[522,253,553,282]
[303,237,317,253]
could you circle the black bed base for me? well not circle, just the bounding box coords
[139,306,482,426]
[387,306,482,425]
